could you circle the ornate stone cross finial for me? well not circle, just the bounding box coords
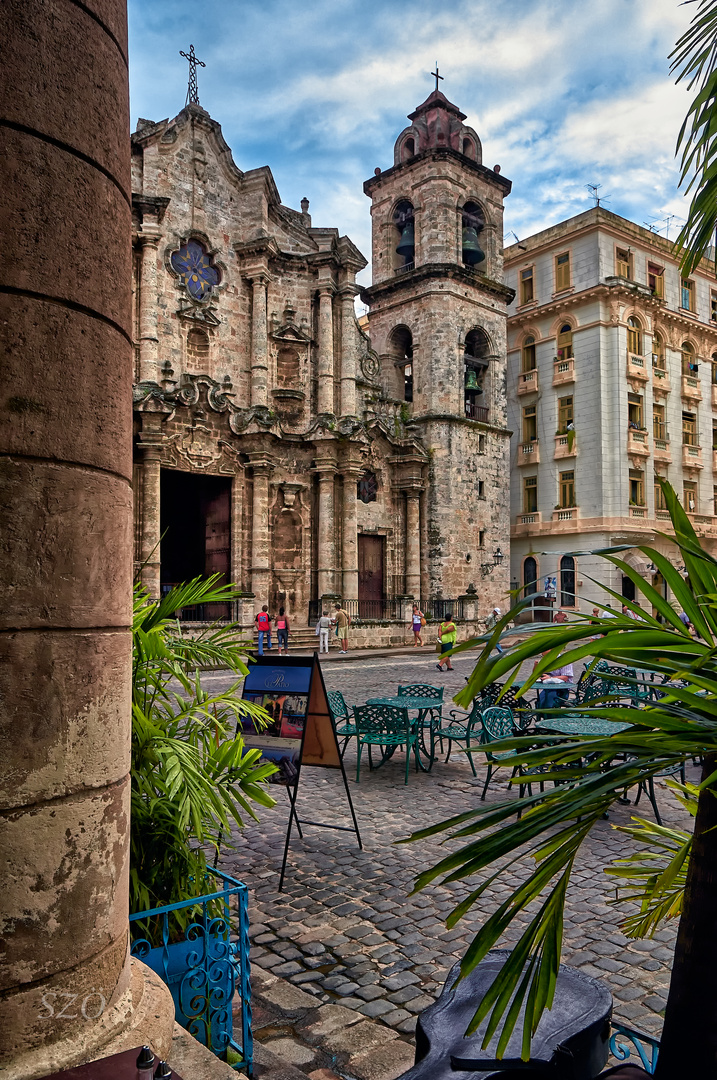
[180,44,205,106]
[429,64,444,93]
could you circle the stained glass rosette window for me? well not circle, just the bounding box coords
[170,240,220,301]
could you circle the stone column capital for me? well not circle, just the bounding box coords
[248,272,272,288]
[248,454,275,474]
[137,229,162,247]
[338,282,361,301]
[317,282,337,298]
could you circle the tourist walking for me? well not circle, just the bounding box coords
[333,603,351,654]
[484,606,504,654]
[317,610,331,654]
[436,615,457,671]
[255,605,273,655]
[276,608,290,653]
[411,603,425,646]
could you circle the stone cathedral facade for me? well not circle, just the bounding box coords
[131,89,512,632]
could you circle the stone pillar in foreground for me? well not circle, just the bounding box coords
[0,2,172,1075]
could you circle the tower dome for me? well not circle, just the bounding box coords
[393,90,482,166]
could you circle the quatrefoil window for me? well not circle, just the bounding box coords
[171,239,220,301]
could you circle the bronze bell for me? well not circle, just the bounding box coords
[396,222,415,261]
[465,368,482,393]
[462,226,485,266]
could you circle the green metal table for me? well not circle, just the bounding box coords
[366,695,440,769]
[535,716,634,737]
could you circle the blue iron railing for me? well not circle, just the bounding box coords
[610,1021,660,1074]
[130,868,252,1076]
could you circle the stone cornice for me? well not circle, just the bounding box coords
[364,147,512,197]
[411,412,512,437]
[132,193,171,224]
[361,263,515,305]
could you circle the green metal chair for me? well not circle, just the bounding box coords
[398,683,444,755]
[480,706,518,800]
[353,703,419,784]
[440,699,483,776]
[327,690,355,757]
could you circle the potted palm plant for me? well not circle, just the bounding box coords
[129,576,276,1069]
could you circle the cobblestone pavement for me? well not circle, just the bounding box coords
[210,651,693,1045]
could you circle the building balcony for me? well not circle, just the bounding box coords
[517,511,542,526]
[627,428,650,457]
[553,357,575,386]
[465,401,489,422]
[517,368,539,395]
[653,437,671,464]
[629,506,648,519]
[655,509,671,522]
[554,433,577,459]
[518,440,540,465]
[681,374,702,402]
[626,352,649,382]
[682,443,703,469]
[552,507,579,523]
[652,365,671,395]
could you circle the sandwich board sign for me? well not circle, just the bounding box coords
[240,653,361,889]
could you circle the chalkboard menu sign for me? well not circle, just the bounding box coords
[242,654,361,888]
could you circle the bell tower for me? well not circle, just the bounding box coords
[362,88,514,604]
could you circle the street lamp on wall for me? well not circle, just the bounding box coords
[481,547,504,577]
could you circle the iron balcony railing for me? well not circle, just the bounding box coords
[465,401,489,422]
[130,868,252,1075]
[420,598,465,621]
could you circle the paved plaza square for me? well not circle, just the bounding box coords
[213,650,693,1045]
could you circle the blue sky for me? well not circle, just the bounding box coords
[128,0,694,288]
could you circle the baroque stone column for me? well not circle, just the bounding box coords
[405,490,422,599]
[0,1,173,1075]
[317,284,335,414]
[137,236,160,382]
[316,463,337,598]
[339,286,359,416]
[250,456,273,604]
[250,275,269,407]
[341,468,361,600]
[137,426,163,599]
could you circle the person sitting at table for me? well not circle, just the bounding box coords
[534,653,574,711]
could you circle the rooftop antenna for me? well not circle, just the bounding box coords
[509,230,527,250]
[587,183,609,208]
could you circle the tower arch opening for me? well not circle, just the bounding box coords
[388,325,414,402]
[464,327,490,420]
[393,199,415,271]
[461,201,486,268]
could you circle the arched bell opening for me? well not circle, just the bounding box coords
[463,327,490,420]
[393,200,415,271]
[389,325,414,402]
[462,201,485,269]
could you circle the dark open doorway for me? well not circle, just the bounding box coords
[160,469,232,618]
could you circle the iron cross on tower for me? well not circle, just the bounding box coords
[429,64,444,92]
[180,44,205,106]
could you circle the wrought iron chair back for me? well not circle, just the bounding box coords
[440,699,484,775]
[327,689,350,723]
[397,683,444,701]
[480,706,515,745]
[354,703,411,738]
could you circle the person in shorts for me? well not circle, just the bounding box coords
[411,604,425,646]
[333,603,350,653]
[436,616,457,671]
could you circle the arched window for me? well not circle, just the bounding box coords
[522,335,536,373]
[523,556,538,596]
[560,555,576,607]
[462,136,475,160]
[681,340,698,377]
[464,328,490,419]
[627,316,642,356]
[461,201,485,267]
[402,137,415,162]
[653,330,666,371]
[389,326,413,402]
[557,323,573,361]
[187,327,210,362]
[393,200,414,269]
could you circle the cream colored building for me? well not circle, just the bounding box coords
[505,207,717,619]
